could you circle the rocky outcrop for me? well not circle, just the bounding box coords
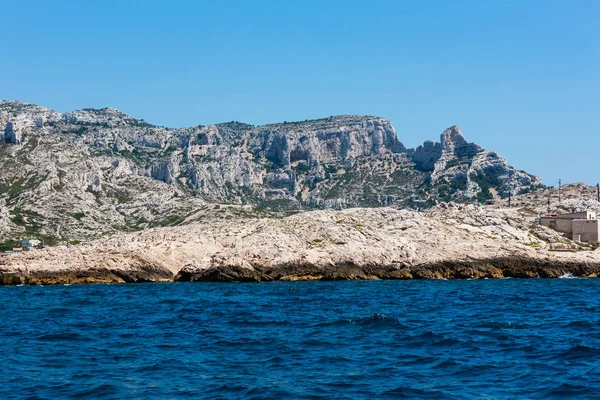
[63,107,145,126]
[2,205,600,285]
[411,141,442,172]
[410,126,481,173]
[3,122,22,144]
[148,158,180,184]
[173,258,600,282]
[0,264,174,285]
[407,125,540,202]
[246,116,407,168]
[440,125,482,157]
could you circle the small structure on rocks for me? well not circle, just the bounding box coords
[541,210,599,243]
[22,239,42,251]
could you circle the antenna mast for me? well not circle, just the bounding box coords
[558,179,562,203]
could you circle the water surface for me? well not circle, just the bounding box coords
[1,279,599,399]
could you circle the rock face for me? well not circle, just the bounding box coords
[4,122,22,144]
[246,116,407,167]
[2,205,600,285]
[0,100,542,245]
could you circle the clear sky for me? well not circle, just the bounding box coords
[1,0,598,186]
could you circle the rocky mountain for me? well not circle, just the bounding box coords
[0,100,541,246]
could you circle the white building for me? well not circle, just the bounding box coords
[22,239,42,251]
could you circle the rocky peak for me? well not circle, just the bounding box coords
[1,101,62,145]
[62,107,152,127]
[411,125,484,173]
[440,125,482,157]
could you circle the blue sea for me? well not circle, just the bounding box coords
[1,280,599,399]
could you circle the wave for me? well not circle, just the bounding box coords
[380,386,452,399]
[409,331,462,347]
[47,307,75,315]
[68,383,120,398]
[561,320,595,329]
[544,382,600,397]
[558,344,600,361]
[559,272,582,279]
[35,333,89,342]
[324,314,407,329]
[431,359,461,369]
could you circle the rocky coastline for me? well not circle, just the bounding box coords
[173,258,600,282]
[2,257,600,285]
[2,204,600,286]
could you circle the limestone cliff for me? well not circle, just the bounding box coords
[0,100,542,245]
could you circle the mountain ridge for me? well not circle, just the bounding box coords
[1,100,542,245]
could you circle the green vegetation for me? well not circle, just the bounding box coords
[0,241,16,252]
[325,165,339,175]
[5,208,61,247]
[11,211,25,226]
[434,175,469,202]
[103,187,133,204]
[470,172,502,203]
[292,162,311,174]
[0,180,23,197]
[580,241,600,251]
[444,157,472,169]
[413,159,435,172]
[149,214,187,227]
[71,126,88,135]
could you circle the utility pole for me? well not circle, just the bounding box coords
[597,183,599,203]
[508,191,511,207]
[547,197,550,215]
[558,178,562,203]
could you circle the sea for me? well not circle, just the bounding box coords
[1,279,599,399]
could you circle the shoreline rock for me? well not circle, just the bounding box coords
[2,257,600,286]
[173,257,600,282]
[0,265,174,286]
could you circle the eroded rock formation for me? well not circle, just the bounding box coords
[0,100,541,245]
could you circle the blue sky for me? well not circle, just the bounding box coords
[1,0,598,185]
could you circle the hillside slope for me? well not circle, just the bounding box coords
[1,100,541,244]
[2,205,599,285]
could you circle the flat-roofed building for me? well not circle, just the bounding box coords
[541,210,599,242]
[554,211,596,220]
